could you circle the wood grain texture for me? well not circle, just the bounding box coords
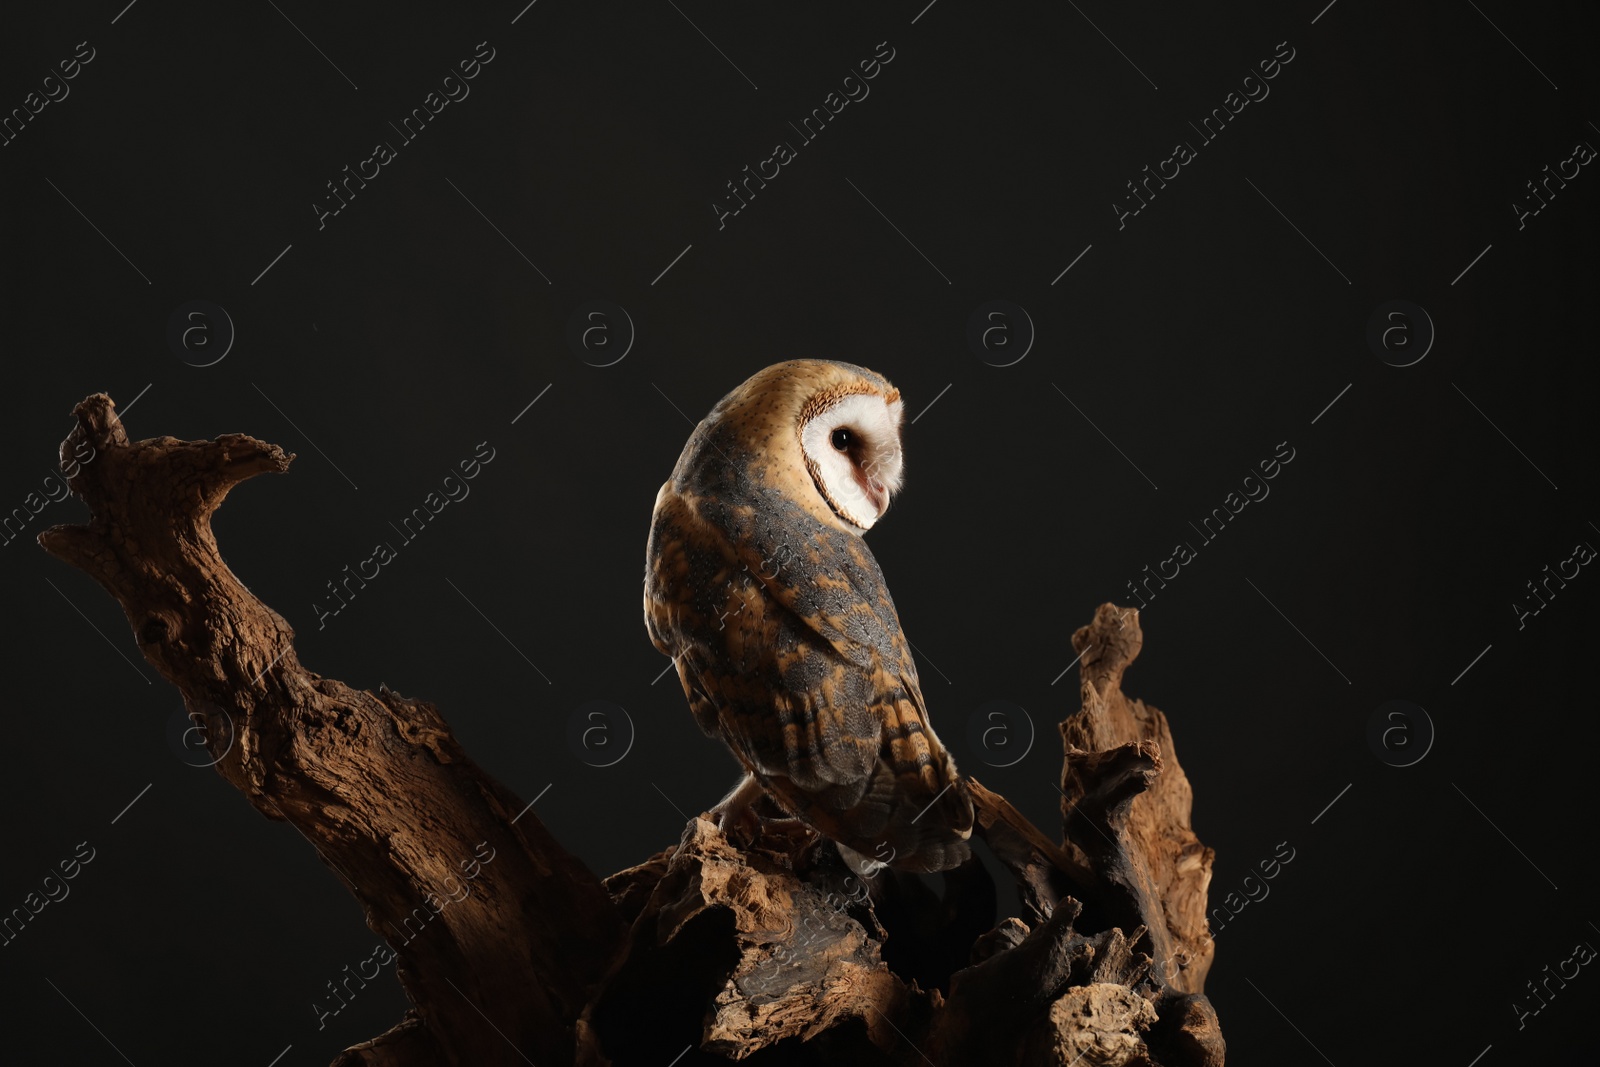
[1060,604,1217,995]
[40,392,1223,1065]
[39,394,625,1067]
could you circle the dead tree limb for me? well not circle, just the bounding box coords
[1060,606,1217,997]
[40,394,1224,1066]
[39,394,626,1066]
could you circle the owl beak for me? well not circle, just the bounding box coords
[858,471,890,518]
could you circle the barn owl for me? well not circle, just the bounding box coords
[644,360,973,874]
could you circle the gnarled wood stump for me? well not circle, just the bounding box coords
[39,393,1224,1066]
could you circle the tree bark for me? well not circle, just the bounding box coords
[39,394,1224,1066]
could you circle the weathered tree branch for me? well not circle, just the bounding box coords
[1061,606,1217,997]
[40,394,1224,1066]
[40,394,626,1066]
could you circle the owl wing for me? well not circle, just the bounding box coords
[645,485,972,872]
[645,486,880,790]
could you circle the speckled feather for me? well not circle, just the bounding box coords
[644,360,973,873]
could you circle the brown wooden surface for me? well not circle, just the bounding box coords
[40,393,1224,1066]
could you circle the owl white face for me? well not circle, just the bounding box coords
[799,392,905,531]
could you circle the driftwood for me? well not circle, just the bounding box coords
[38,393,1225,1066]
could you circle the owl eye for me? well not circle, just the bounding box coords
[830,427,854,453]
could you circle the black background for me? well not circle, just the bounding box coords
[2,1,1597,1063]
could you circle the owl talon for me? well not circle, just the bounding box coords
[768,822,822,867]
[708,773,765,848]
[715,806,762,849]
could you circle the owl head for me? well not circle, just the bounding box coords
[794,367,905,530]
[672,360,907,534]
